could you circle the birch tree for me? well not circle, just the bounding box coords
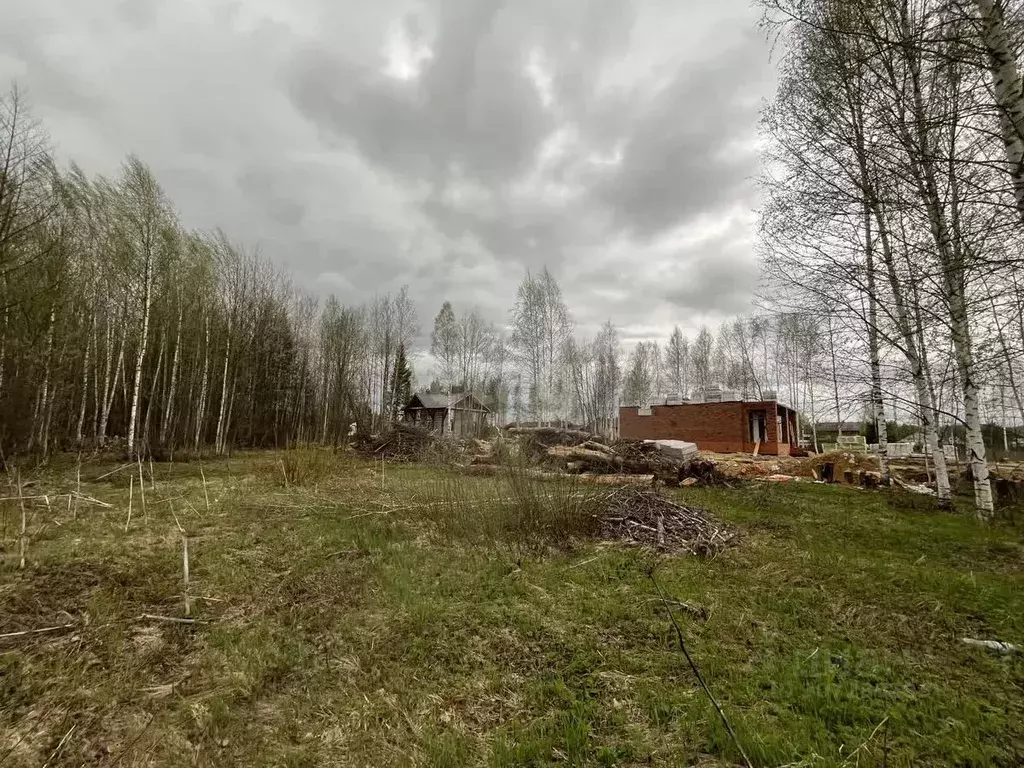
[120,157,173,457]
[665,325,690,396]
[690,326,714,394]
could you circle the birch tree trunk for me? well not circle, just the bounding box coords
[194,314,211,450]
[214,320,232,454]
[95,305,112,441]
[826,315,843,435]
[142,330,165,450]
[871,203,952,503]
[973,0,1024,221]
[160,300,183,446]
[34,303,56,455]
[0,303,7,403]
[75,311,94,445]
[320,358,332,444]
[41,345,62,456]
[126,249,153,457]
[950,291,995,516]
[99,305,127,446]
[863,208,890,486]
[988,289,1024,428]
[901,19,994,517]
[223,384,237,452]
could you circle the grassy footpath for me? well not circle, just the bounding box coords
[1,450,1022,766]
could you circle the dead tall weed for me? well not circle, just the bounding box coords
[419,466,602,557]
[259,447,340,487]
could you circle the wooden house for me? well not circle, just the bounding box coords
[402,392,492,437]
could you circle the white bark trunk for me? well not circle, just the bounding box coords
[974,0,1024,220]
[41,346,61,456]
[194,314,211,450]
[33,304,56,454]
[75,310,95,445]
[160,301,183,446]
[142,330,165,449]
[902,35,994,517]
[0,303,7,403]
[126,251,154,458]
[94,307,110,440]
[827,317,842,435]
[99,306,126,446]
[988,290,1024,429]
[869,195,952,502]
[214,320,233,455]
[224,385,236,450]
[321,359,332,444]
[951,297,995,518]
[863,204,890,486]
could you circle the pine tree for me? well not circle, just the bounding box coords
[390,344,413,422]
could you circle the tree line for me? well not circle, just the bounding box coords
[6,16,1024,524]
[0,88,417,457]
[756,0,1024,517]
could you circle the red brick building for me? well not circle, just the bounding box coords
[619,399,800,455]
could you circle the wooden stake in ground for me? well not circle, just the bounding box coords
[74,453,81,520]
[200,462,210,513]
[170,503,190,616]
[137,457,147,521]
[125,475,134,532]
[182,535,191,616]
[17,470,27,570]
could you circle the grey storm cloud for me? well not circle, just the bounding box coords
[0,0,775,340]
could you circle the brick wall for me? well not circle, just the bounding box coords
[619,401,792,455]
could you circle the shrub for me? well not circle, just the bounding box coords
[264,447,338,487]
[421,465,602,559]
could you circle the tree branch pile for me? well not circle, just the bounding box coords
[353,424,440,462]
[596,487,737,555]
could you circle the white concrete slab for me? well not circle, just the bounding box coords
[644,439,698,462]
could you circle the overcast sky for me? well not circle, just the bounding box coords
[1,0,775,345]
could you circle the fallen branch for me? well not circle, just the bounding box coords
[0,623,79,640]
[962,637,1019,654]
[0,613,211,642]
[139,613,209,625]
[341,509,389,521]
[642,597,708,621]
[891,476,936,496]
[71,492,114,508]
[650,572,753,768]
[94,463,134,481]
[42,724,77,768]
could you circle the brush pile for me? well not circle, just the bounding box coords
[611,439,685,477]
[508,426,601,463]
[596,486,736,555]
[354,424,439,461]
[505,429,705,483]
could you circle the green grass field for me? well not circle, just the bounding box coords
[2,450,1022,766]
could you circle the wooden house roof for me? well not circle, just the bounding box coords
[404,392,491,412]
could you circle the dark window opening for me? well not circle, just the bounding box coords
[749,410,767,443]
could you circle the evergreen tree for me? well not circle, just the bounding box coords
[390,343,413,421]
